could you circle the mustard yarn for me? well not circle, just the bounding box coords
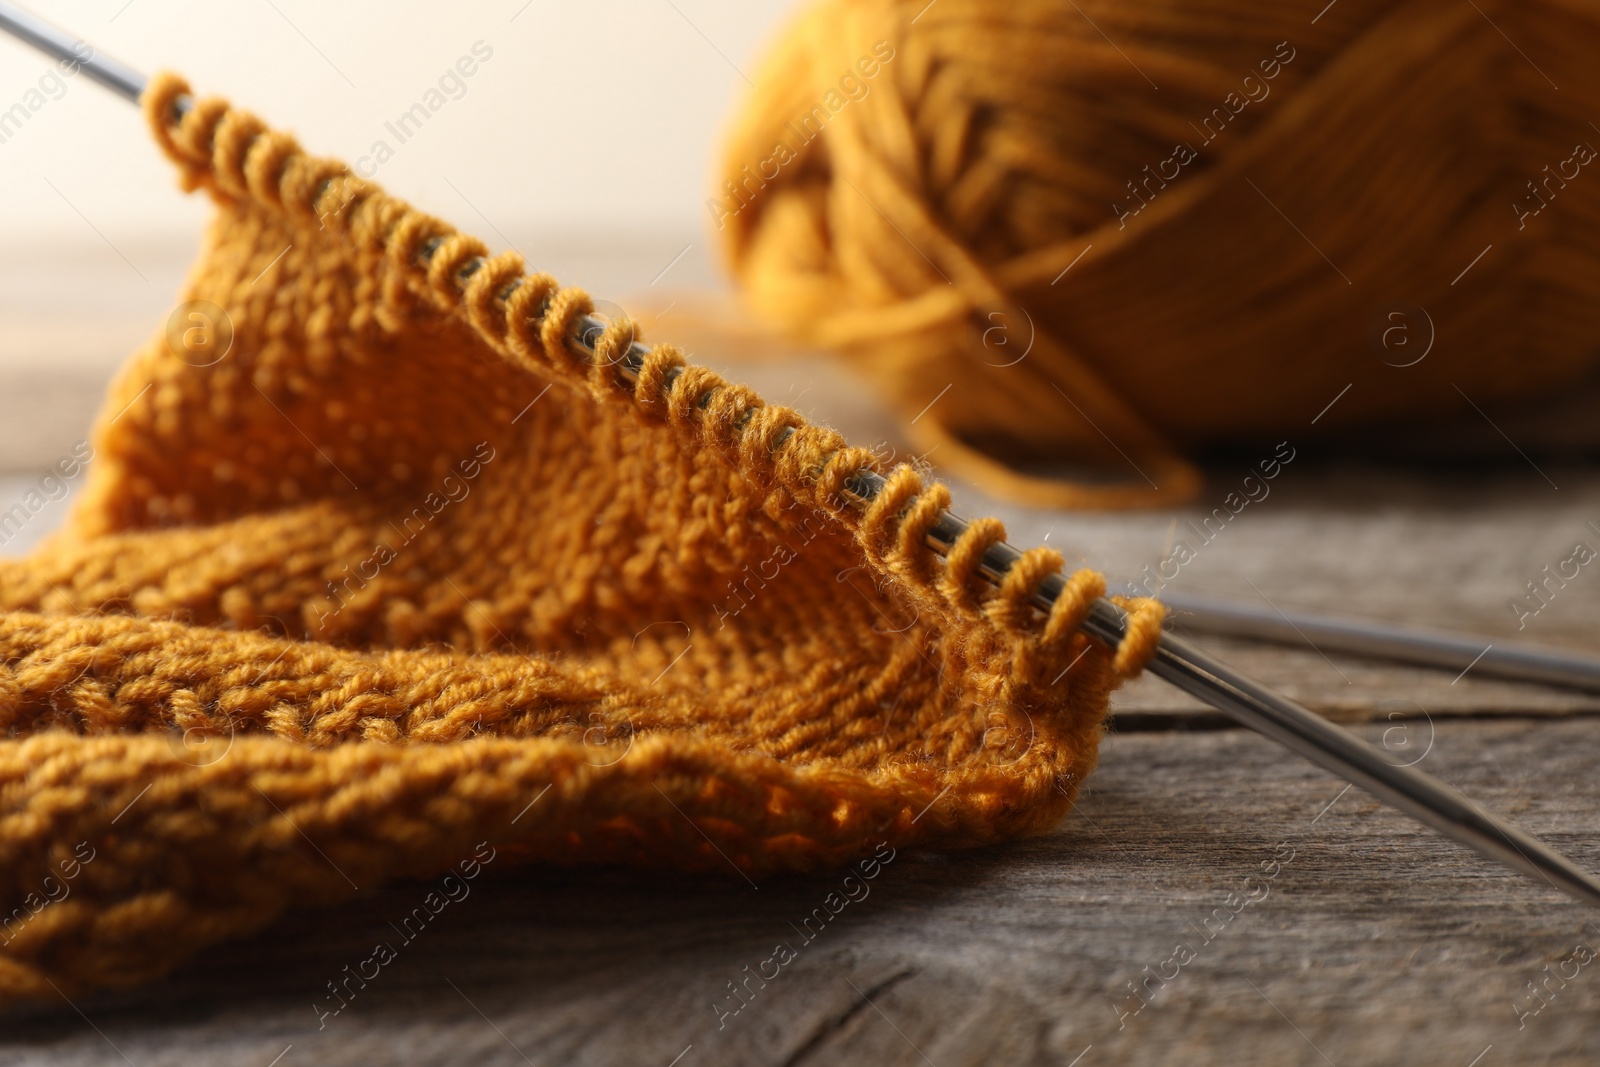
[717,0,1600,508]
[0,73,1163,1003]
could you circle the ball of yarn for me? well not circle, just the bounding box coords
[715,0,1600,508]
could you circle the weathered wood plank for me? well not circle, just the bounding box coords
[4,717,1599,1066]
[5,241,1600,1066]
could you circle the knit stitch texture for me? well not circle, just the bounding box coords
[0,73,1162,1003]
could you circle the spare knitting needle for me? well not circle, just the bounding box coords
[1158,590,1600,693]
[5,4,1599,912]
[939,522,1600,911]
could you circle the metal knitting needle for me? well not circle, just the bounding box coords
[6,5,1600,912]
[0,1,143,102]
[1158,590,1600,694]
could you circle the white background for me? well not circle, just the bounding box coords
[0,0,799,243]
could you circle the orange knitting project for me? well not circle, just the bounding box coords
[0,73,1162,1003]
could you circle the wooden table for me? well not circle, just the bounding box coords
[3,239,1599,1066]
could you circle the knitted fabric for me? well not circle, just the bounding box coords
[0,73,1163,1003]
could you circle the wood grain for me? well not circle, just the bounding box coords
[3,240,1600,1066]
[4,718,1599,1066]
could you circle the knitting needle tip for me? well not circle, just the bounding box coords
[1098,604,1600,911]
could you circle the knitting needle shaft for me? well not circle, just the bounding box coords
[1122,617,1600,908]
[0,2,144,104]
[949,522,1600,910]
[1158,590,1600,693]
[7,9,1600,912]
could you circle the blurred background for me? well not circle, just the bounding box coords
[0,0,785,238]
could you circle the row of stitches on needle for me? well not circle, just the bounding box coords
[143,74,1156,678]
